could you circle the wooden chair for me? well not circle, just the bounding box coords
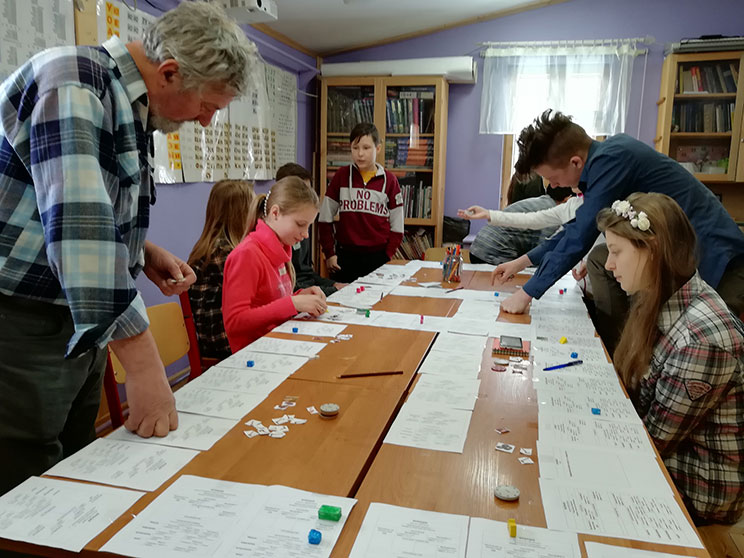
[423,246,471,263]
[103,296,203,429]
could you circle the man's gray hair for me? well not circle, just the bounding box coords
[143,1,258,95]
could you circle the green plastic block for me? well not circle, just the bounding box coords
[318,505,342,521]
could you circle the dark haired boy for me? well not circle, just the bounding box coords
[275,163,345,296]
[318,122,404,283]
[493,109,744,354]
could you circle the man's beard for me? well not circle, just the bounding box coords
[149,114,183,134]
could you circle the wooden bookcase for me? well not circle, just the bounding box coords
[655,50,744,222]
[319,76,449,256]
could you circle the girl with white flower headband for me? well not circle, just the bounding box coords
[597,192,744,525]
[222,177,328,352]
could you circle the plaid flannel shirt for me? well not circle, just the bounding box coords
[0,37,153,358]
[637,272,744,523]
[188,240,232,360]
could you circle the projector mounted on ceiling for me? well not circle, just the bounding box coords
[213,0,278,24]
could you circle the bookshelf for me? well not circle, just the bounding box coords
[320,76,449,259]
[656,51,744,222]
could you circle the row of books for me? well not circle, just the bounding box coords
[385,96,435,134]
[672,101,735,133]
[327,95,374,134]
[326,139,352,167]
[384,137,434,169]
[399,181,433,220]
[678,62,739,94]
[393,228,433,260]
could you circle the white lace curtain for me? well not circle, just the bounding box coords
[479,41,643,135]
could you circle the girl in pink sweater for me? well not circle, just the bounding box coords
[223,177,327,352]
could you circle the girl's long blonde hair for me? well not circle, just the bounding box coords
[247,176,320,287]
[596,192,697,392]
[188,179,255,268]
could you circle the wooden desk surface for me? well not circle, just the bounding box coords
[0,269,714,558]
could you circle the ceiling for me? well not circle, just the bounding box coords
[261,0,562,56]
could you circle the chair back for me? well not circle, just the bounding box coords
[104,297,203,428]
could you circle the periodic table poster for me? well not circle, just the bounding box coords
[97,0,297,183]
[0,0,75,82]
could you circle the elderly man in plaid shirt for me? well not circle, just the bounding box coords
[0,2,258,495]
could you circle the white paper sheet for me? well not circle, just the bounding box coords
[417,349,484,379]
[328,283,392,309]
[533,374,625,398]
[384,402,473,453]
[584,542,690,558]
[0,476,142,553]
[466,517,580,558]
[187,366,288,395]
[356,265,412,286]
[272,320,348,337]
[174,384,267,420]
[489,321,536,340]
[217,350,309,375]
[433,332,488,354]
[537,393,641,424]
[532,343,611,369]
[106,413,237,451]
[540,479,704,548]
[407,375,481,410]
[244,336,327,357]
[349,502,469,558]
[538,414,655,454]
[535,362,619,381]
[536,442,671,493]
[101,475,356,558]
[45,438,197,492]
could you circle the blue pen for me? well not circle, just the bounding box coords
[542,359,583,371]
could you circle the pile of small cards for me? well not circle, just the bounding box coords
[495,430,534,464]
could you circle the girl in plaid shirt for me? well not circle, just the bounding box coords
[188,180,255,360]
[597,192,744,524]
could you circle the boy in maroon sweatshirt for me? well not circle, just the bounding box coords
[318,122,404,282]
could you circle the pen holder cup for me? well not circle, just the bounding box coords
[442,254,463,283]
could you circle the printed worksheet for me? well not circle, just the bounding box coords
[534,362,619,381]
[433,332,488,354]
[417,349,483,380]
[349,503,469,558]
[174,384,267,420]
[454,299,501,318]
[540,479,704,548]
[407,375,481,411]
[533,374,625,398]
[384,402,473,453]
[217,350,308,375]
[107,413,237,451]
[272,320,348,337]
[466,517,580,558]
[0,476,142,553]
[536,443,671,493]
[584,542,690,558]
[328,283,392,309]
[186,366,287,395]
[537,393,641,423]
[244,336,327,357]
[356,265,412,286]
[102,475,356,558]
[45,438,197,492]
[538,414,655,454]
[532,343,611,369]
[490,321,536,340]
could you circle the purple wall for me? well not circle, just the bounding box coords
[325,0,744,235]
[134,1,317,307]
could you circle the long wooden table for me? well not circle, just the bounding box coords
[0,267,713,558]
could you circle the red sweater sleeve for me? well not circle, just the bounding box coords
[222,246,297,352]
[318,168,343,258]
[385,171,404,258]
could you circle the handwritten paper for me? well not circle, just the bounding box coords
[187,366,287,395]
[349,503,469,558]
[0,476,142,552]
[45,438,197,491]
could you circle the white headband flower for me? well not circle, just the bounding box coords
[611,200,652,232]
